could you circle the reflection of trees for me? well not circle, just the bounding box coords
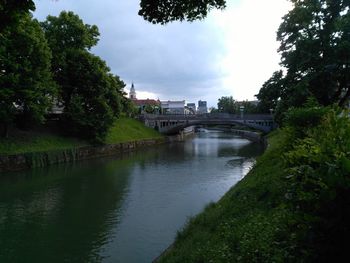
[0,144,196,263]
[217,141,264,158]
[135,143,192,167]
[217,147,240,157]
[0,133,265,262]
[236,142,264,158]
[0,159,133,263]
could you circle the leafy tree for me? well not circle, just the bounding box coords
[256,71,284,113]
[59,50,121,141]
[209,107,219,113]
[41,11,99,51]
[2,0,227,27]
[257,0,350,121]
[122,99,139,117]
[143,103,161,114]
[112,75,137,115]
[0,14,55,137]
[139,0,226,24]
[217,96,237,114]
[41,11,99,86]
[41,11,123,141]
[239,100,258,114]
[0,0,35,31]
[277,0,350,107]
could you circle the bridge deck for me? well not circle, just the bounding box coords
[140,113,275,134]
[142,113,273,121]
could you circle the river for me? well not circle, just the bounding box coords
[0,130,264,263]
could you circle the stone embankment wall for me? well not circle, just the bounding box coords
[0,138,165,172]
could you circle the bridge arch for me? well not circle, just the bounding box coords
[140,113,276,135]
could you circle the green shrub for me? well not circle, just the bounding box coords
[283,109,350,261]
[284,106,329,129]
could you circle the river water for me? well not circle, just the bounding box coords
[0,130,263,263]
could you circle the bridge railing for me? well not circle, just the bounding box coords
[141,113,273,121]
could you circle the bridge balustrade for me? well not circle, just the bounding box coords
[139,113,276,134]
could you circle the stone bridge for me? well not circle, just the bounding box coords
[139,113,276,134]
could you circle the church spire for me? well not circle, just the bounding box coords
[129,82,136,100]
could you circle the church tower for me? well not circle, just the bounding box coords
[129,82,136,100]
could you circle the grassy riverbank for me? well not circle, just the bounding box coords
[105,117,163,144]
[158,130,290,262]
[159,108,350,262]
[0,117,163,155]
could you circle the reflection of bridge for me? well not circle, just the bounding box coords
[140,113,276,134]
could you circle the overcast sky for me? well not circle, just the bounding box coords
[33,0,291,108]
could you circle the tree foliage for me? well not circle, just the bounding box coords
[41,11,99,51]
[258,0,350,115]
[0,13,55,136]
[0,0,35,32]
[278,0,350,106]
[1,6,130,141]
[217,96,258,114]
[283,107,350,261]
[256,71,284,113]
[60,50,121,141]
[217,96,237,114]
[139,0,226,24]
[41,11,123,141]
[41,11,99,81]
[239,100,258,114]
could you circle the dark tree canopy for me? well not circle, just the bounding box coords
[61,50,121,141]
[217,96,258,114]
[42,11,123,141]
[139,0,226,24]
[1,4,129,140]
[256,0,350,121]
[41,11,100,78]
[277,0,350,107]
[217,96,237,114]
[41,11,100,106]
[41,11,99,52]
[256,71,284,113]
[0,14,55,135]
[0,0,35,31]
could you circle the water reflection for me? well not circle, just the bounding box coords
[0,131,263,262]
[0,160,132,262]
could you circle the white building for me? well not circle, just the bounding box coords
[161,100,187,114]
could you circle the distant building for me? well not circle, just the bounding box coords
[134,99,160,114]
[197,100,208,114]
[186,103,196,114]
[129,83,160,113]
[161,100,186,114]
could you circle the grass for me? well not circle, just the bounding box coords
[158,130,296,262]
[0,117,163,155]
[0,134,87,155]
[104,117,163,144]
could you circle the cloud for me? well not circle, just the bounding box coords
[215,0,292,101]
[33,0,291,107]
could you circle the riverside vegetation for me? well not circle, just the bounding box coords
[0,117,163,155]
[2,1,350,261]
[159,105,350,262]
